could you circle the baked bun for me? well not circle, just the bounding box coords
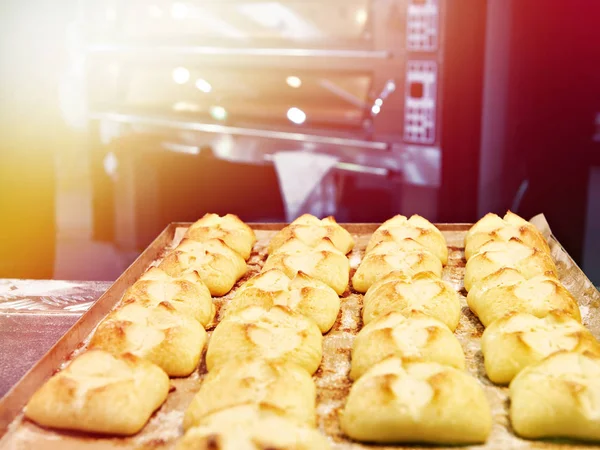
[465,211,550,260]
[177,405,330,450]
[464,237,557,291]
[263,238,349,295]
[467,270,581,327]
[90,302,206,377]
[352,240,443,293]
[206,305,323,374]
[363,271,460,330]
[340,357,492,444]
[366,215,448,264]
[268,214,354,255]
[225,269,340,333]
[350,311,465,380]
[183,358,316,430]
[122,267,215,327]
[159,238,247,296]
[185,213,256,260]
[510,351,600,441]
[24,350,169,435]
[482,311,600,384]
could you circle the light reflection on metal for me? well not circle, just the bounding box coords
[89,112,389,150]
[318,79,367,109]
[286,76,302,88]
[263,154,388,177]
[87,44,390,59]
[172,66,190,84]
[195,78,212,93]
[287,107,306,125]
[161,142,200,155]
[172,101,200,112]
[335,162,387,176]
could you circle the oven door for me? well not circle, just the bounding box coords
[83,0,409,55]
[87,57,407,144]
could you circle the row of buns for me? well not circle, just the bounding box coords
[22,212,600,445]
[341,215,493,445]
[178,215,357,449]
[24,214,257,435]
[465,212,600,442]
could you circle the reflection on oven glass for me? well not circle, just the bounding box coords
[91,67,371,128]
[122,1,371,44]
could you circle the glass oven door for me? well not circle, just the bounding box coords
[87,56,408,143]
[83,0,408,53]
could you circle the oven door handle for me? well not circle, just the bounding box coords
[87,44,391,60]
[90,112,390,151]
[262,153,389,177]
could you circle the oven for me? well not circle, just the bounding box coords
[82,0,450,249]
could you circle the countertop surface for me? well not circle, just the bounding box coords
[0,279,110,398]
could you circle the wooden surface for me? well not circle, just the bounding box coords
[0,222,599,450]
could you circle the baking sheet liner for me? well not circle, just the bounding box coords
[2,219,599,450]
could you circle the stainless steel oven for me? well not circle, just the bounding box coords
[81,0,460,249]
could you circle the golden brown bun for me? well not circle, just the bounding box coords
[366,215,448,264]
[90,302,206,377]
[185,213,256,260]
[340,357,492,444]
[122,267,215,327]
[263,238,349,295]
[159,238,247,296]
[363,271,460,330]
[467,269,581,327]
[465,211,550,260]
[268,214,354,255]
[183,358,316,430]
[177,405,331,450]
[225,269,340,333]
[510,351,600,441]
[463,237,557,291]
[352,240,443,293]
[350,311,465,380]
[482,311,600,384]
[206,305,323,374]
[24,350,169,435]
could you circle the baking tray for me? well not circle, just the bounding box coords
[1,221,599,450]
